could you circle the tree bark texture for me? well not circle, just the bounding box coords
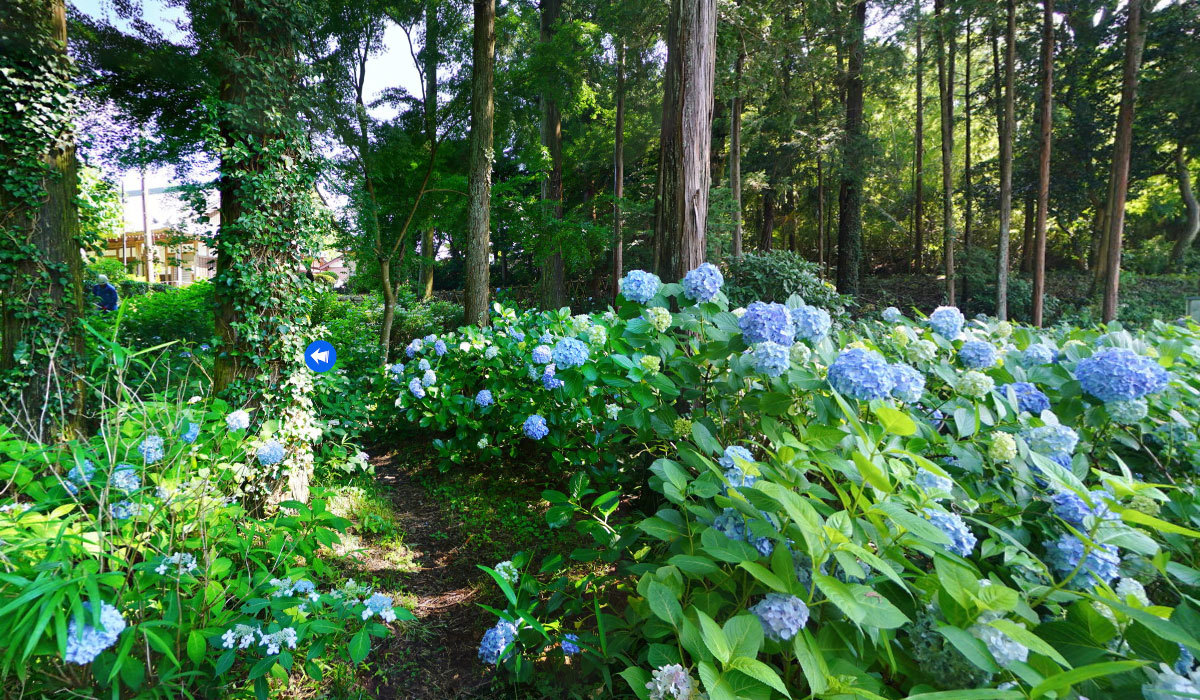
[935,0,956,305]
[995,0,1015,320]
[1031,0,1054,326]
[612,41,625,301]
[1171,146,1199,271]
[760,189,775,251]
[730,50,745,259]
[962,14,972,310]
[913,6,925,273]
[538,0,566,308]
[836,0,867,296]
[463,0,495,326]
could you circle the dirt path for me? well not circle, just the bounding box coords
[353,450,497,699]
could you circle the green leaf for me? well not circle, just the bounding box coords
[853,452,892,491]
[619,667,652,700]
[701,526,762,562]
[874,404,916,436]
[187,630,206,664]
[691,422,723,455]
[938,624,1000,674]
[640,516,684,541]
[647,581,682,628]
[738,561,789,594]
[987,619,1070,668]
[697,660,738,700]
[758,392,793,416]
[349,628,370,664]
[1122,509,1200,538]
[726,656,791,697]
[1029,661,1146,698]
[695,609,732,664]
[792,629,831,694]
[905,691,1025,699]
[722,614,764,659]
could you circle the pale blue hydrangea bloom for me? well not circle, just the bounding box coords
[434,339,448,356]
[561,633,580,656]
[523,415,549,440]
[619,270,662,303]
[257,627,298,655]
[362,592,398,622]
[418,358,431,371]
[1022,343,1056,366]
[424,334,437,344]
[882,307,903,323]
[484,345,500,360]
[291,579,319,601]
[180,421,200,444]
[827,348,896,400]
[406,339,423,358]
[928,306,965,339]
[1002,382,1050,414]
[752,341,790,377]
[539,332,554,345]
[719,445,754,470]
[1045,534,1119,588]
[531,345,553,365]
[155,552,198,576]
[958,340,998,369]
[65,460,95,495]
[421,369,437,387]
[791,304,831,343]
[1144,664,1200,700]
[712,508,773,556]
[475,389,494,408]
[1025,423,1079,456]
[110,465,140,493]
[389,362,405,377]
[923,508,976,556]
[63,601,126,664]
[750,594,810,642]
[889,364,925,403]
[1107,399,1148,424]
[478,619,518,664]
[526,363,540,380]
[408,378,426,399]
[512,331,526,343]
[914,468,953,496]
[1051,490,1116,526]
[1076,347,1169,402]
[138,435,164,464]
[970,615,1029,667]
[646,664,695,700]
[739,302,796,345]
[495,560,519,586]
[226,410,250,432]
[256,440,286,466]
[541,365,565,390]
[682,262,723,302]
[110,500,141,520]
[605,403,621,420]
[221,623,260,650]
[553,338,589,368]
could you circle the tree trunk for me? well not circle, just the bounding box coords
[538,0,566,308]
[420,4,439,305]
[1101,0,1149,323]
[0,0,85,441]
[935,0,957,305]
[612,41,625,301]
[1031,0,1054,327]
[962,13,972,310]
[463,0,495,326]
[654,0,716,283]
[817,157,825,271]
[730,50,745,259]
[913,6,925,273]
[1020,192,1035,273]
[380,257,397,353]
[421,227,435,299]
[760,189,776,251]
[1169,146,1199,271]
[141,167,154,283]
[836,0,866,296]
[995,0,1015,320]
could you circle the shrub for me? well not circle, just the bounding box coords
[106,281,217,347]
[724,251,850,313]
[85,257,129,285]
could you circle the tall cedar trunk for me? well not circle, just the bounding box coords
[836,0,866,295]
[760,189,775,250]
[1031,0,1054,326]
[654,0,716,283]
[1021,192,1035,273]
[1170,146,1199,271]
[935,0,956,305]
[1100,0,1149,322]
[463,0,495,326]
[995,0,1015,319]
[730,50,745,258]
[141,168,154,282]
[962,15,972,310]
[539,0,566,307]
[817,158,825,271]
[784,188,797,252]
[913,7,925,273]
[418,9,439,304]
[0,0,84,440]
[421,227,435,299]
[612,41,625,301]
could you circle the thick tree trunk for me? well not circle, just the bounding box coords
[1170,146,1199,271]
[1031,0,1054,327]
[463,0,495,326]
[1100,0,1149,323]
[913,7,925,273]
[760,189,775,251]
[1020,192,1035,273]
[380,258,397,353]
[612,41,625,302]
[962,14,972,310]
[935,0,956,305]
[730,50,745,259]
[995,0,1015,320]
[420,227,435,299]
[538,0,566,308]
[836,0,866,296]
[817,157,825,271]
[654,0,716,283]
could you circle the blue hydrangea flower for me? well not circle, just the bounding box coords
[512,331,526,343]
[1025,424,1079,456]
[1002,382,1051,414]
[1045,535,1119,588]
[752,341,790,377]
[65,460,95,495]
[541,365,565,390]
[408,378,426,399]
[421,369,436,387]
[484,345,500,360]
[739,302,796,345]
[362,592,398,622]
[882,307,903,323]
[257,440,286,466]
[1076,347,1170,402]
[539,332,554,345]
[827,348,896,400]
[791,304,832,343]
[915,468,953,496]
[712,507,747,542]
[138,436,164,464]
[751,594,810,642]
[405,339,423,357]
[180,421,200,444]
[523,415,549,440]
[970,616,1029,668]
[424,334,437,344]
[110,465,140,493]
[434,339,448,356]
[1022,343,1056,366]
[928,306,965,339]
[1051,490,1116,526]
[110,500,141,520]
[475,389,494,408]
[478,619,518,665]
[418,359,431,371]
[958,340,998,369]
[923,508,977,557]
[63,601,126,665]
[1106,399,1148,424]
[389,362,405,377]
[531,345,553,365]
[889,364,926,403]
[561,633,580,656]
[682,263,723,302]
[619,270,662,303]
[227,410,250,432]
[719,446,754,470]
[552,338,589,369]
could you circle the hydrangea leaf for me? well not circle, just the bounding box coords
[726,656,791,698]
[722,614,764,659]
[1029,661,1147,698]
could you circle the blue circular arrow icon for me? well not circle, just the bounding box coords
[304,340,337,372]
